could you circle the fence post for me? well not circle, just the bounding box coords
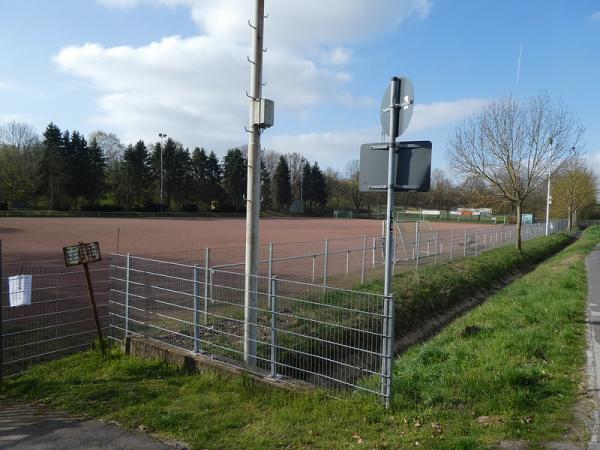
[270,276,278,378]
[268,242,274,280]
[312,255,316,283]
[415,221,420,271]
[125,253,131,336]
[204,248,210,325]
[463,229,467,258]
[267,243,273,307]
[193,265,201,353]
[323,239,329,288]
[372,237,377,268]
[381,293,395,408]
[346,250,350,276]
[206,269,214,325]
[450,228,454,261]
[0,240,3,383]
[475,233,479,256]
[361,235,367,284]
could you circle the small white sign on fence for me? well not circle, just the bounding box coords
[9,275,32,307]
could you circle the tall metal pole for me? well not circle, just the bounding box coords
[545,171,551,236]
[159,133,167,212]
[244,0,265,367]
[383,78,399,302]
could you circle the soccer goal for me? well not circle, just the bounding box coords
[333,210,353,219]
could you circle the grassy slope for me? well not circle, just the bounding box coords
[364,231,574,334]
[3,228,599,449]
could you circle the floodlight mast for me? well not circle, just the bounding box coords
[159,133,167,212]
[244,0,265,367]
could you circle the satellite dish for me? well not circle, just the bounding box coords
[380,77,414,138]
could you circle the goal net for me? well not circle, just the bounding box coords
[333,210,353,219]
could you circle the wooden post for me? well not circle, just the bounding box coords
[83,262,106,356]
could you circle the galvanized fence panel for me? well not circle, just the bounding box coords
[109,254,390,400]
[0,254,109,379]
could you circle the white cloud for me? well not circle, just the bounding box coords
[264,98,489,169]
[410,98,488,132]
[55,0,432,155]
[98,0,431,47]
[590,11,600,22]
[321,47,353,66]
[0,81,13,90]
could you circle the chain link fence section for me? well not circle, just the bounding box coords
[0,253,109,379]
[109,254,392,402]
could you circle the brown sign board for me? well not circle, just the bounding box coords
[63,242,102,267]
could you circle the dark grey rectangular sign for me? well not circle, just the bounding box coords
[359,141,432,192]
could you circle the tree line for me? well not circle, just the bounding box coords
[0,121,331,213]
[0,99,597,227]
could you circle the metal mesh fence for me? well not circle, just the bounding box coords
[109,254,391,400]
[0,218,568,381]
[0,255,109,378]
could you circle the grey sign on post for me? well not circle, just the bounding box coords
[380,78,414,138]
[359,141,432,192]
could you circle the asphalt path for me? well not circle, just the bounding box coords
[587,244,600,449]
[0,398,180,450]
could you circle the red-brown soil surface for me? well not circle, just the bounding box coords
[0,217,498,261]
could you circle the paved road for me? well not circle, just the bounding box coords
[0,399,179,450]
[587,244,600,449]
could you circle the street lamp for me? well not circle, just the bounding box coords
[158,133,167,211]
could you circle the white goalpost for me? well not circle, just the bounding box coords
[333,210,353,219]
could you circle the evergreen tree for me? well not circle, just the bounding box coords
[223,148,247,211]
[190,147,209,208]
[261,160,272,210]
[38,122,63,209]
[311,162,327,207]
[170,145,191,208]
[63,130,89,205]
[206,150,224,210]
[122,140,150,208]
[272,155,292,211]
[301,160,312,211]
[85,137,107,206]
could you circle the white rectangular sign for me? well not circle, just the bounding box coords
[9,275,32,307]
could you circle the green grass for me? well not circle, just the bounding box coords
[364,231,575,335]
[3,227,599,449]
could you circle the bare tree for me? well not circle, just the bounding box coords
[552,158,598,229]
[262,149,280,178]
[346,159,363,212]
[89,131,124,164]
[0,121,38,149]
[446,93,583,249]
[285,152,305,199]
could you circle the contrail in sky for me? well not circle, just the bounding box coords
[516,41,523,89]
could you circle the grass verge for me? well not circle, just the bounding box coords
[2,228,599,449]
[364,231,574,336]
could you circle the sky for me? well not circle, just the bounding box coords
[1,0,599,173]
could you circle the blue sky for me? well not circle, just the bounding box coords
[1,0,599,172]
